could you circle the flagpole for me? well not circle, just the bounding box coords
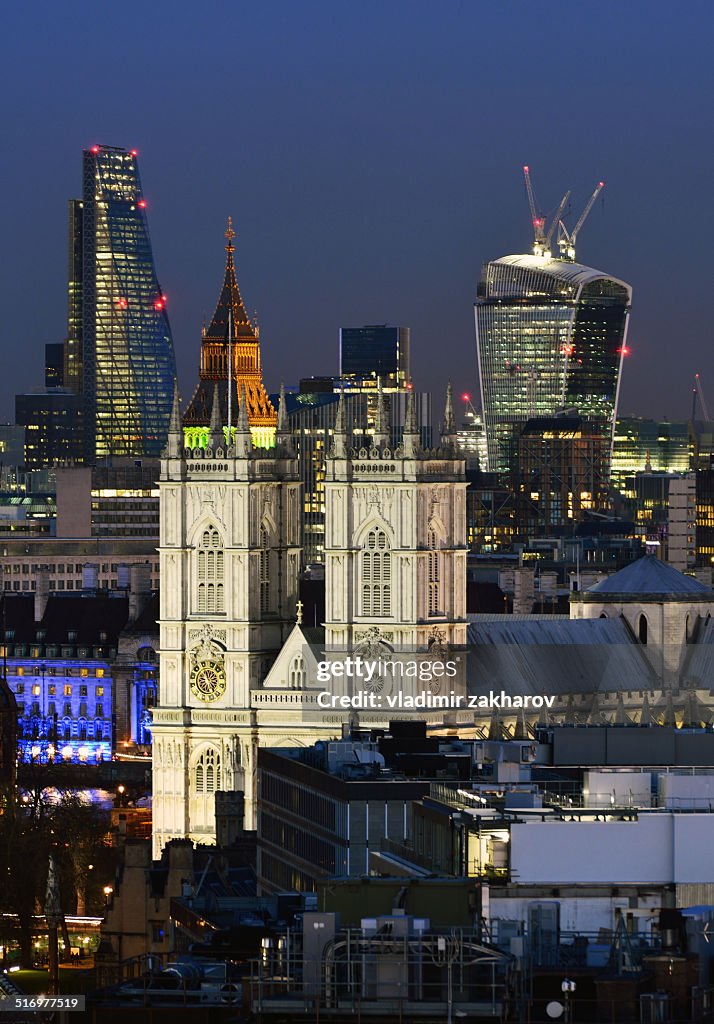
[227,307,233,444]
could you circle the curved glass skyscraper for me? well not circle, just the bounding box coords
[475,254,632,474]
[77,145,176,461]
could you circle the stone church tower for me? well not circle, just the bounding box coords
[152,379,300,857]
[152,375,468,857]
[324,385,468,660]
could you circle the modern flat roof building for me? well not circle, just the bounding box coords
[76,145,176,462]
[339,324,410,388]
[611,417,691,493]
[475,254,631,475]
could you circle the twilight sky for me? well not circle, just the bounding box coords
[1,0,713,423]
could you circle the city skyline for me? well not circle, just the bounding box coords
[2,1,713,427]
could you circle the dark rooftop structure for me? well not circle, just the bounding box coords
[587,556,711,597]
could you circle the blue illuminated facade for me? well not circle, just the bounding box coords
[1,592,159,764]
[11,656,113,764]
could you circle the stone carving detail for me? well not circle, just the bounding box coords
[188,625,225,666]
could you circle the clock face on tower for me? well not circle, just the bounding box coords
[190,660,227,703]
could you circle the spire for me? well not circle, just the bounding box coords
[277,382,288,432]
[403,388,420,457]
[276,382,294,455]
[165,380,183,458]
[332,390,348,458]
[204,218,255,343]
[641,691,651,725]
[209,383,222,448]
[442,381,457,443]
[234,383,252,458]
[372,379,389,447]
[184,222,277,442]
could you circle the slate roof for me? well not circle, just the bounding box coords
[467,617,657,694]
[2,594,128,643]
[682,616,714,690]
[586,556,711,597]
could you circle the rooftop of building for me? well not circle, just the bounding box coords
[585,555,712,597]
[485,253,631,292]
[0,591,158,649]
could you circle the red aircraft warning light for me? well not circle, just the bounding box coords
[90,145,100,154]
[137,199,147,209]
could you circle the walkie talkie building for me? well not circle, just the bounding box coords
[475,254,632,474]
[76,145,176,462]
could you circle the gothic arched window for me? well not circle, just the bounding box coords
[259,526,270,614]
[289,655,306,689]
[195,747,222,795]
[427,528,441,617]
[197,527,224,614]
[361,527,391,617]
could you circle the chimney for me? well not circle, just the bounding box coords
[215,791,245,846]
[35,566,50,622]
[128,563,151,624]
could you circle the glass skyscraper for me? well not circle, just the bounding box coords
[475,255,632,474]
[74,145,176,462]
[339,325,410,387]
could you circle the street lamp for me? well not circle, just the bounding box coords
[561,978,576,1022]
[103,885,113,907]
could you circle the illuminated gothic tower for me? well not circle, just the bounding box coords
[77,144,177,462]
[183,221,277,450]
[152,385,300,856]
[324,386,468,654]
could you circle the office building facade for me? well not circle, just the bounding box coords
[475,255,631,475]
[339,325,410,387]
[611,418,690,494]
[15,390,82,469]
[76,145,176,461]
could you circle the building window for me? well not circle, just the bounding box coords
[197,526,224,614]
[361,527,391,617]
[194,748,221,794]
[289,656,306,689]
[260,526,270,614]
[428,529,441,616]
[63,684,72,696]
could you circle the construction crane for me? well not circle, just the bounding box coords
[544,190,571,252]
[557,181,605,261]
[692,373,711,422]
[523,167,573,260]
[523,166,546,256]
